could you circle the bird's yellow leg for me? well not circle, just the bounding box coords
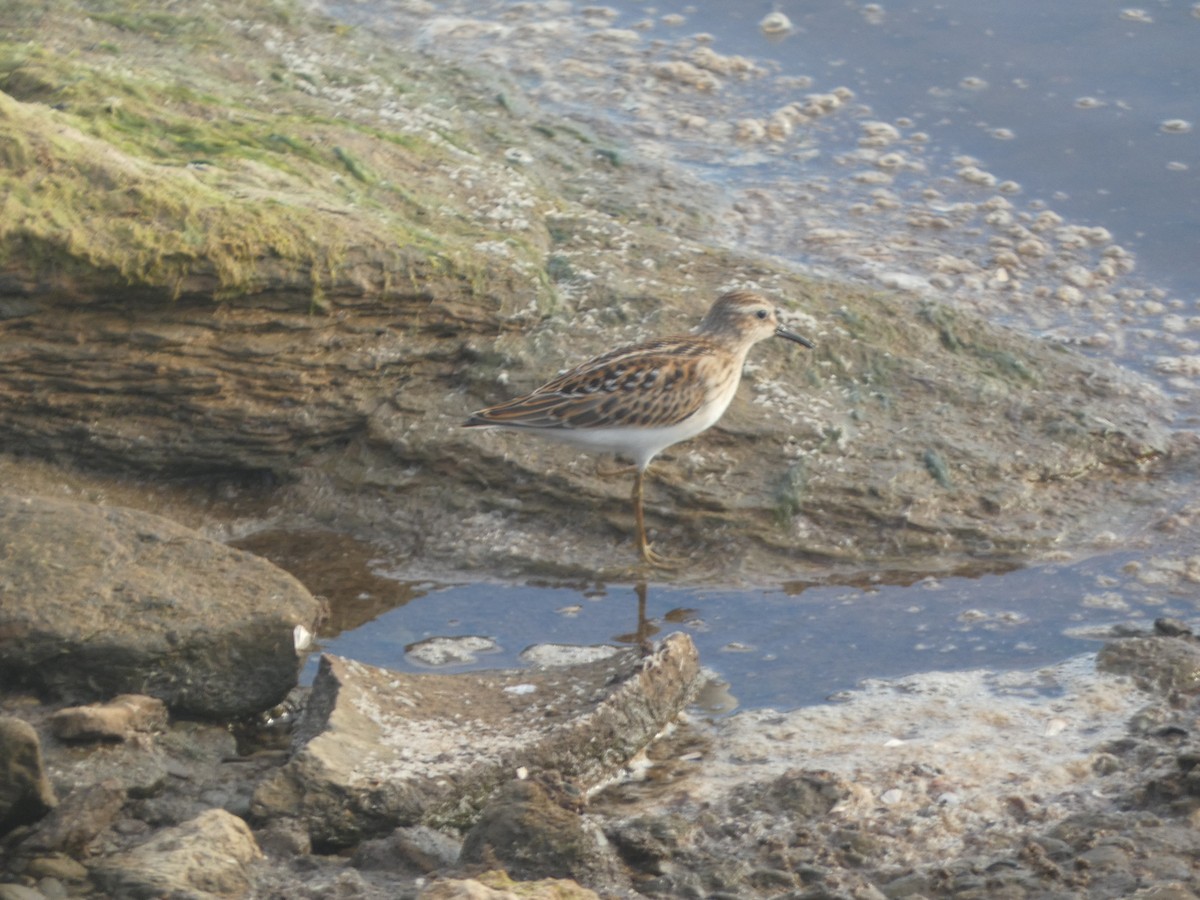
[632,468,678,569]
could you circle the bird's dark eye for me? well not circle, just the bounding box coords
[756,309,769,320]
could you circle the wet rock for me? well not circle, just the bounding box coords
[47,732,170,804]
[90,808,262,899]
[251,633,699,847]
[0,717,56,834]
[18,780,126,856]
[124,722,254,828]
[0,494,321,717]
[601,813,698,879]
[48,695,168,742]
[746,769,847,819]
[1097,634,1200,699]
[459,780,623,886]
[1076,841,1133,883]
[254,818,312,859]
[879,869,934,897]
[352,825,462,874]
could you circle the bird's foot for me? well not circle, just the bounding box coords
[638,541,681,570]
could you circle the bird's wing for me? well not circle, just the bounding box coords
[466,339,713,430]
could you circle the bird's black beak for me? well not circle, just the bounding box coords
[775,323,815,349]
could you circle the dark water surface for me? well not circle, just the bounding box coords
[298,0,1200,711]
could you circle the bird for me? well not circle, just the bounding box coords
[464,290,814,566]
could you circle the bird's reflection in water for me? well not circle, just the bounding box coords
[611,581,701,655]
[612,581,657,651]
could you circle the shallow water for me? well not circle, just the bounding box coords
[300,0,1200,711]
[238,524,1195,711]
[669,1,1200,301]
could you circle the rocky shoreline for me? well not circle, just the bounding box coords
[4,497,1200,898]
[4,0,1200,898]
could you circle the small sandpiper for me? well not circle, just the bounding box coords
[464,290,814,566]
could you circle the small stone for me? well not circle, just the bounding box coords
[35,878,69,900]
[1076,842,1130,870]
[353,825,462,873]
[255,819,311,858]
[22,856,88,883]
[1155,618,1193,637]
[0,884,47,900]
[418,873,601,899]
[504,147,535,165]
[1092,753,1122,775]
[460,780,620,884]
[759,12,793,34]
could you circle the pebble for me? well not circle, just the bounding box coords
[759,12,793,35]
[1119,7,1154,23]
[24,858,86,883]
[405,635,498,666]
[504,147,535,165]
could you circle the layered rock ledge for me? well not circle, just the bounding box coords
[252,636,700,847]
[0,0,1182,583]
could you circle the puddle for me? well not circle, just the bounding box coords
[234,529,1197,712]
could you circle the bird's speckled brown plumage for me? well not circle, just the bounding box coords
[464,290,814,565]
[465,340,719,431]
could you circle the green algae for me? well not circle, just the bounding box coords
[0,0,554,305]
[0,90,331,300]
